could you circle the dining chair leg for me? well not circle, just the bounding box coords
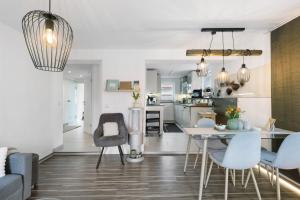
[194,147,201,169]
[276,168,281,200]
[117,146,125,165]
[204,153,209,183]
[205,160,214,188]
[96,147,105,169]
[242,169,245,185]
[250,168,262,200]
[244,170,251,189]
[184,135,192,173]
[230,169,236,187]
[225,168,229,200]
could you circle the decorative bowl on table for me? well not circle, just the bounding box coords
[215,124,226,131]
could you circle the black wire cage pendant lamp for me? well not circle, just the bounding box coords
[22,0,73,72]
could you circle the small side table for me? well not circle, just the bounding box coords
[127,107,144,163]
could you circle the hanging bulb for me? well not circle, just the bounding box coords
[196,57,208,77]
[237,63,250,86]
[199,57,206,70]
[217,67,229,87]
[43,19,57,46]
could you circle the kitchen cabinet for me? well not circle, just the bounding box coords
[161,102,174,121]
[175,104,214,128]
[183,106,191,127]
[146,70,160,93]
[175,104,184,126]
[145,105,164,134]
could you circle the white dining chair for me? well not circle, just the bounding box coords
[205,131,262,200]
[259,132,300,200]
[193,118,227,169]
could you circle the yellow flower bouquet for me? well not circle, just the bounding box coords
[225,105,243,119]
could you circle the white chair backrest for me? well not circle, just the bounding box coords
[196,118,215,128]
[273,132,300,169]
[222,131,261,170]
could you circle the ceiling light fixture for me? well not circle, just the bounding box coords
[196,59,208,77]
[216,32,230,87]
[196,32,215,77]
[237,56,250,86]
[186,28,262,57]
[187,28,262,88]
[22,0,73,72]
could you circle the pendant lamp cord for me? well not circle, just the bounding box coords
[243,55,245,64]
[209,33,214,50]
[49,0,51,13]
[222,31,225,69]
[232,31,235,50]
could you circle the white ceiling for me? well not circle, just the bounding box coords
[0,0,299,49]
[63,64,92,83]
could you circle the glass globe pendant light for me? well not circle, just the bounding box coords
[237,56,250,86]
[217,67,229,87]
[196,57,208,77]
[22,0,73,72]
[216,32,230,87]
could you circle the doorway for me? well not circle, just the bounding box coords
[57,64,99,153]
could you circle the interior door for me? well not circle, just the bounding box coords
[63,80,78,125]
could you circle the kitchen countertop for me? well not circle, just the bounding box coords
[146,104,165,107]
[174,103,213,107]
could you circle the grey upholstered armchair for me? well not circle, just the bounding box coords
[93,113,128,168]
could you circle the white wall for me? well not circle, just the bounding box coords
[209,32,272,128]
[76,83,84,123]
[83,78,92,134]
[69,31,271,135]
[0,22,63,159]
[0,19,271,156]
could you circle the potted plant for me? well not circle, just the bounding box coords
[225,105,243,130]
[132,82,141,107]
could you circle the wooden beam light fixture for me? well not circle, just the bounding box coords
[186,28,263,57]
[186,49,263,57]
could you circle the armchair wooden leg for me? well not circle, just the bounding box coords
[96,147,105,169]
[118,146,125,165]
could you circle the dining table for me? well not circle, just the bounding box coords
[182,127,293,200]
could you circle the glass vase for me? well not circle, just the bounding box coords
[227,118,239,130]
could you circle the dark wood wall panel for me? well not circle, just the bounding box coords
[271,17,300,131]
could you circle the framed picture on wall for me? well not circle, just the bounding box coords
[106,80,119,91]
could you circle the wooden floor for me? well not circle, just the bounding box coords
[30,155,299,200]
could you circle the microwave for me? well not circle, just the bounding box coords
[191,89,202,98]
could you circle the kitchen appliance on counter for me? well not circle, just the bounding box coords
[191,89,202,99]
[203,87,213,98]
[147,95,157,105]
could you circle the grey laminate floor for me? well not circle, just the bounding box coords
[30,155,299,200]
[56,125,199,153]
